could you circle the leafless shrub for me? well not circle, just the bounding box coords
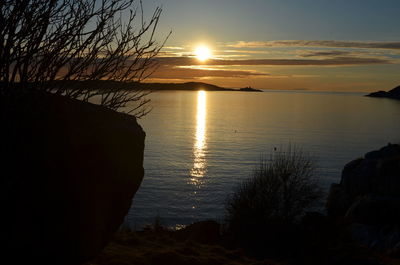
[0,0,170,117]
[225,145,322,244]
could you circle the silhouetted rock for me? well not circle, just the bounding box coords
[326,144,400,254]
[367,90,389,98]
[345,196,400,225]
[341,145,400,199]
[351,223,400,254]
[366,85,400,100]
[327,144,400,217]
[326,183,351,218]
[1,90,145,265]
[388,242,400,258]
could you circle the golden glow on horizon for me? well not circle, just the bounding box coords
[151,39,399,92]
[194,45,212,62]
[190,90,207,181]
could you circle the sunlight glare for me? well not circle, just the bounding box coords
[195,90,206,149]
[195,45,212,62]
[190,90,207,181]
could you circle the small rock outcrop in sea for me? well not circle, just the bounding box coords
[326,144,400,255]
[366,85,400,100]
[239,86,263,92]
[1,90,145,265]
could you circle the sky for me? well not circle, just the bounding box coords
[140,0,400,91]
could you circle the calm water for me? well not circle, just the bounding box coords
[124,90,400,228]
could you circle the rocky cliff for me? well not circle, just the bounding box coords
[326,144,400,256]
[366,85,400,100]
[1,90,145,264]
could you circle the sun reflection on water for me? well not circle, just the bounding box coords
[190,90,207,183]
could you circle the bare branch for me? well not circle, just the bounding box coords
[0,0,169,117]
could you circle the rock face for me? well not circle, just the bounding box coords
[326,144,400,254]
[366,85,400,100]
[1,90,145,264]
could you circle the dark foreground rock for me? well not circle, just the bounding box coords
[326,144,400,255]
[1,90,145,265]
[366,85,400,100]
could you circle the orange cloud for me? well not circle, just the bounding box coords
[154,56,392,67]
[150,65,268,80]
[228,40,400,49]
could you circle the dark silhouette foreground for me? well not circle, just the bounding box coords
[0,0,169,117]
[225,147,321,257]
[366,85,400,100]
[1,90,145,265]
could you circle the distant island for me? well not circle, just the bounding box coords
[46,80,263,92]
[141,81,236,91]
[366,85,400,100]
[134,81,263,92]
[239,86,263,92]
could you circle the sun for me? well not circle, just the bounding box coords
[194,45,212,62]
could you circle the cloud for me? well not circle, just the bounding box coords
[150,65,268,80]
[298,50,352,57]
[228,40,400,50]
[163,46,185,50]
[147,55,392,80]
[154,56,392,66]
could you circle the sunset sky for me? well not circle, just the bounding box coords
[143,0,400,92]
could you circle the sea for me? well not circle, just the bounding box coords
[123,89,400,229]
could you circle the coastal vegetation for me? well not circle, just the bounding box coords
[0,0,169,117]
[85,225,398,265]
[225,146,321,255]
[2,0,399,265]
[86,144,400,265]
[1,1,157,264]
